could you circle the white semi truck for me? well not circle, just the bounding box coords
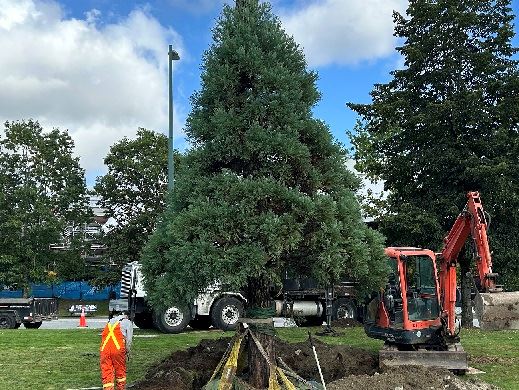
[109,261,361,333]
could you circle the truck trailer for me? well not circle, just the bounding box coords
[0,297,58,329]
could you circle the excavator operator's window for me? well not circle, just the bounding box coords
[386,257,403,324]
[404,255,440,321]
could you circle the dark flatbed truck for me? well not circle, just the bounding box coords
[0,298,58,329]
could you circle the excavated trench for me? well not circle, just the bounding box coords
[135,327,499,390]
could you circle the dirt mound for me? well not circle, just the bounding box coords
[328,366,499,390]
[135,337,232,390]
[276,337,377,382]
[135,337,497,390]
[331,318,362,328]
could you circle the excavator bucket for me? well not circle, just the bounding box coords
[379,344,468,371]
[474,291,519,330]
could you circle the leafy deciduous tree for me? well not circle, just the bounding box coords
[348,0,519,323]
[0,120,90,292]
[94,128,173,285]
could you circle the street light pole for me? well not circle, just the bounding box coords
[168,45,180,193]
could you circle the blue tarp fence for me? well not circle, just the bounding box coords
[0,281,121,300]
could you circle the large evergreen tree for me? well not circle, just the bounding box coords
[0,120,90,291]
[143,0,386,312]
[143,1,387,384]
[349,0,519,290]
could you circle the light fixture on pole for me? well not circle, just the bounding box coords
[168,45,180,193]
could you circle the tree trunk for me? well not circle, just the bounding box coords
[246,277,275,389]
[23,274,30,298]
[461,271,474,328]
[459,249,473,328]
[248,330,274,388]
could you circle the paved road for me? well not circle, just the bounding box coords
[21,317,114,330]
[19,316,298,330]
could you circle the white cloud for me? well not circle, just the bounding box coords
[346,159,385,199]
[279,0,407,67]
[346,159,387,221]
[0,0,186,178]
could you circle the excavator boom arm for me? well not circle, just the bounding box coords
[439,191,500,335]
[440,192,496,292]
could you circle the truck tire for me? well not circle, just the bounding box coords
[23,321,43,329]
[0,313,16,329]
[332,298,357,321]
[134,312,154,329]
[153,305,190,334]
[189,316,212,330]
[211,296,244,331]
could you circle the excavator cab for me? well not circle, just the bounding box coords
[365,248,468,370]
[365,248,444,346]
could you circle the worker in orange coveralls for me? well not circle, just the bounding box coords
[100,310,133,390]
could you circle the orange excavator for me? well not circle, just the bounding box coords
[364,191,519,370]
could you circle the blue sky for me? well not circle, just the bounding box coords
[0,0,518,186]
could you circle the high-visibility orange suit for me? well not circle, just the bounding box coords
[100,314,133,390]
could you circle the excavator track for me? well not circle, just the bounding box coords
[379,343,468,371]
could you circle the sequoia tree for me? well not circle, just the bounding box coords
[0,120,90,291]
[348,0,519,323]
[94,128,173,285]
[142,1,387,385]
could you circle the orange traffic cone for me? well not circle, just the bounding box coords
[78,305,88,328]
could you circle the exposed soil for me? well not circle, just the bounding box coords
[135,337,232,390]
[470,355,517,365]
[277,337,378,381]
[135,336,376,390]
[135,337,498,390]
[328,366,499,390]
[331,318,362,328]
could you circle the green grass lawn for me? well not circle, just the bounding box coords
[0,327,517,389]
[0,327,227,389]
[462,328,519,389]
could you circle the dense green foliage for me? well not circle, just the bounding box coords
[349,0,519,288]
[94,128,172,285]
[0,120,89,288]
[142,0,388,310]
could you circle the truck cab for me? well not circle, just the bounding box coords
[109,261,247,333]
